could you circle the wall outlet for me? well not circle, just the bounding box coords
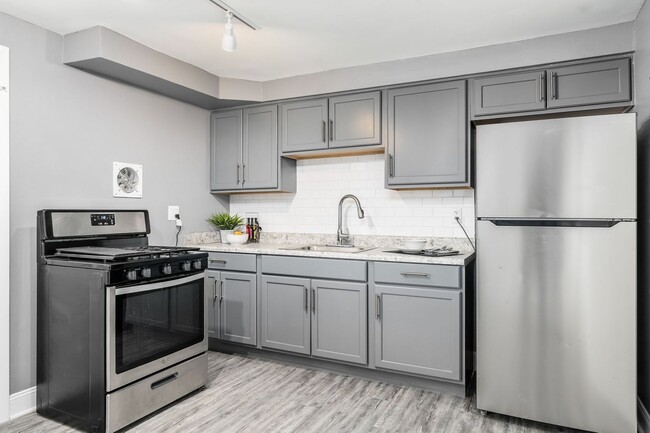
[453,208,462,219]
[168,205,180,221]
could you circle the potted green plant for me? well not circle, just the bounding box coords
[207,212,244,243]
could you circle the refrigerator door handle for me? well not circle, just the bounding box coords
[483,219,624,228]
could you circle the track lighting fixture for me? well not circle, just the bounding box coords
[222,11,236,52]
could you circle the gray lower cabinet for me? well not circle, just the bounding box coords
[210,105,295,193]
[280,92,382,156]
[220,271,257,345]
[261,274,368,364]
[386,81,467,187]
[311,279,367,364]
[261,275,311,355]
[205,270,220,339]
[374,284,461,380]
[205,269,256,345]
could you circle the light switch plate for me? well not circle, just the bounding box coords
[168,206,179,221]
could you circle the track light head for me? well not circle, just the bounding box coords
[221,11,236,52]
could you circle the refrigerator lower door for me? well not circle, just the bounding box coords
[476,220,636,433]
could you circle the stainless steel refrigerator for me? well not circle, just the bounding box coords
[476,113,637,433]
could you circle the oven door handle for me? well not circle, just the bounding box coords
[112,273,205,296]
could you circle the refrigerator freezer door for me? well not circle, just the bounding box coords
[476,220,636,433]
[476,113,636,219]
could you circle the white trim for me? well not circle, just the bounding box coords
[0,44,9,424]
[639,397,650,433]
[9,387,35,420]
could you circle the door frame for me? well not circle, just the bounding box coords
[0,44,10,423]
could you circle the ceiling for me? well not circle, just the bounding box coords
[0,0,645,81]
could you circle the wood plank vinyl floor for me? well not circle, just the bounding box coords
[1,351,580,433]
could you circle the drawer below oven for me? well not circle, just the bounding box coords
[106,353,208,433]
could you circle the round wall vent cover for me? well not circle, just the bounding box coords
[113,162,142,198]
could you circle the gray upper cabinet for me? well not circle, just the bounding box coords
[470,57,632,118]
[219,271,257,346]
[280,99,329,153]
[311,279,367,365]
[205,270,220,339]
[546,58,631,109]
[261,275,311,355]
[210,110,242,191]
[281,92,382,156]
[210,105,295,194]
[242,105,278,190]
[374,284,461,380]
[386,81,467,187]
[472,71,546,116]
[329,92,381,149]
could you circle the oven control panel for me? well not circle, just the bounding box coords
[111,254,208,285]
[90,213,116,226]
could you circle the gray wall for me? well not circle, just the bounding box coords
[263,22,635,101]
[0,12,228,394]
[635,0,650,412]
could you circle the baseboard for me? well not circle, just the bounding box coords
[9,386,35,419]
[639,396,650,433]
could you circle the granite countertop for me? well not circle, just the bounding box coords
[193,242,475,266]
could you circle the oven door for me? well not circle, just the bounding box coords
[106,272,207,391]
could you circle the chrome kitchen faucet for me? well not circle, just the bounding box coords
[336,194,365,246]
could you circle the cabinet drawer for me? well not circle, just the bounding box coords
[262,255,367,282]
[207,252,256,272]
[373,262,460,288]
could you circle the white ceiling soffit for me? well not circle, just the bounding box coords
[0,0,644,81]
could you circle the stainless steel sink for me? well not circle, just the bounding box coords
[281,245,375,253]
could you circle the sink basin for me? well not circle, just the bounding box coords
[281,245,375,253]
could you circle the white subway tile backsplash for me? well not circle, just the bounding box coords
[230,154,475,238]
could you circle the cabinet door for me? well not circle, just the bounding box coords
[546,58,631,109]
[471,71,546,117]
[387,81,467,186]
[211,110,242,191]
[261,275,311,355]
[311,280,367,365]
[219,271,256,346]
[280,99,328,153]
[204,270,220,339]
[374,284,461,380]
[242,105,278,190]
[329,91,381,149]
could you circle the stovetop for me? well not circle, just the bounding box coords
[54,245,201,262]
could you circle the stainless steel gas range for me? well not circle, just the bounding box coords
[36,209,208,433]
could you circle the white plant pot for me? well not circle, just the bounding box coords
[220,229,234,243]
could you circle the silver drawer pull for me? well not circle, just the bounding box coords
[304,286,308,310]
[151,373,178,390]
[400,272,430,277]
[209,259,227,264]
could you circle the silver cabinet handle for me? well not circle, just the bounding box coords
[219,280,224,304]
[312,288,316,313]
[209,259,227,264]
[376,295,381,319]
[236,164,240,184]
[539,73,545,101]
[322,120,326,142]
[329,119,334,142]
[213,279,218,301]
[304,286,308,311]
[242,164,246,184]
[400,272,430,277]
[551,72,557,100]
[388,154,394,177]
